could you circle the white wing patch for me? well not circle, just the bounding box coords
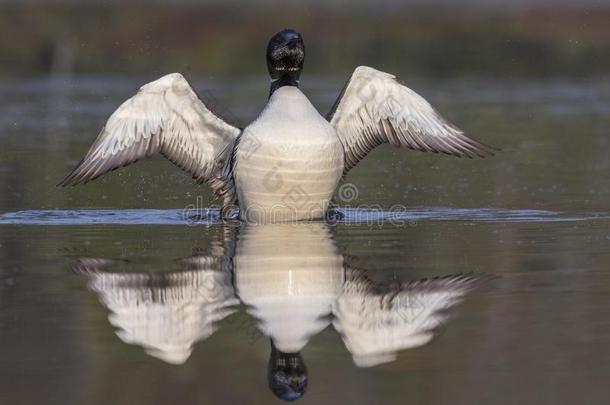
[328,66,496,174]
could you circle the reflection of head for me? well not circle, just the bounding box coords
[267,341,308,401]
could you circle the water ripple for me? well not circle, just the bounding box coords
[0,207,608,226]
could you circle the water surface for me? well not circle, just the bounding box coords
[1,76,609,404]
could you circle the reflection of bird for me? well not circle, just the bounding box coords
[74,257,237,364]
[233,223,484,369]
[74,223,487,400]
[234,223,343,354]
[59,28,495,222]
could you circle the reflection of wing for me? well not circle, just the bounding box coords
[74,256,238,364]
[328,66,496,174]
[59,73,240,206]
[333,268,484,367]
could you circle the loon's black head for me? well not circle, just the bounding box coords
[266,29,305,94]
[267,342,308,401]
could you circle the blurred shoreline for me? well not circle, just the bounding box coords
[1,1,609,78]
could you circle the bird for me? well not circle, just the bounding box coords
[59,28,496,222]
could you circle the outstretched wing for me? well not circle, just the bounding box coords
[328,66,496,174]
[333,270,485,367]
[59,73,240,200]
[74,256,238,364]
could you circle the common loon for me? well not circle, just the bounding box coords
[59,28,495,222]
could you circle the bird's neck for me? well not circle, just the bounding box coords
[269,75,299,98]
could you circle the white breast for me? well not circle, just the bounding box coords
[234,86,344,222]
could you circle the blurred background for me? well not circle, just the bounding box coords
[1,0,609,78]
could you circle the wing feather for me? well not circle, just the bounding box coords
[328,66,497,174]
[59,73,241,204]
